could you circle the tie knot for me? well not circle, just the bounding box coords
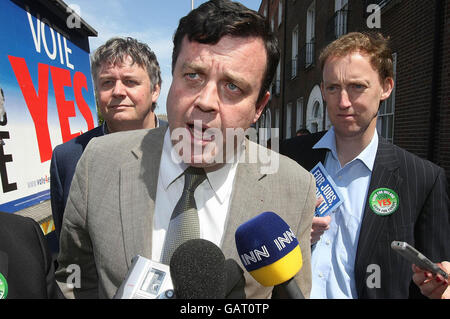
[184,167,207,192]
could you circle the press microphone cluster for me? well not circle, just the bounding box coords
[115,238,246,299]
[235,211,305,299]
[115,211,302,299]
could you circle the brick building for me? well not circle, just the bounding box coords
[257,0,450,189]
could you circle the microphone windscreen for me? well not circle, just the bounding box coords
[170,239,226,299]
[235,211,302,286]
[224,259,246,299]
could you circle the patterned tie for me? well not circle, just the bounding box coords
[161,167,207,265]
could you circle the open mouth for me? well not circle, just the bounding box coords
[187,122,215,142]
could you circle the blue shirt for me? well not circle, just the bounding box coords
[310,128,378,299]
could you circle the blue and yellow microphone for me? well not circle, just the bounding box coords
[235,211,304,298]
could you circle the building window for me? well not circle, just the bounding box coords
[274,62,281,95]
[313,101,320,118]
[309,102,321,133]
[296,97,304,131]
[259,108,272,145]
[286,102,292,138]
[306,1,316,67]
[291,25,299,79]
[377,53,397,143]
[278,1,283,27]
[334,0,348,39]
[306,85,324,133]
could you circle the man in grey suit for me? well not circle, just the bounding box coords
[56,0,316,299]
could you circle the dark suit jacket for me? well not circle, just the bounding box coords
[50,120,169,241]
[50,125,105,241]
[280,132,450,299]
[0,212,63,299]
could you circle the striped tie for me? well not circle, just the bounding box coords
[161,167,207,265]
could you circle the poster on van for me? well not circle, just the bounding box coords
[0,0,96,213]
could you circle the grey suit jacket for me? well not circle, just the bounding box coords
[56,126,316,299]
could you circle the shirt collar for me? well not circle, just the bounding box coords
[313,127,379,171]
[103,114,160,135]
[102,121,109,135]
[159,129,238,204]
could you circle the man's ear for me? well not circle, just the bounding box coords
[380,77,394,101]
[253,91,270,123]
[152,84,161,102]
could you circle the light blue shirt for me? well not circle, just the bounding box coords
[310,127,378,299]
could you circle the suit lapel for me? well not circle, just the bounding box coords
[355,137,402,295]
[120,127,167,267]
[307,148,328,171]
[0,251,7,279]
[221,139,273,257]
[221,149,274,298]
[221,161,265,259]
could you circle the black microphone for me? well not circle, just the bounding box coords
[224,259,246,299]
[170,239,226,299]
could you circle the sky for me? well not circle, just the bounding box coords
[67,0,263,116]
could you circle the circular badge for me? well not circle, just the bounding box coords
[0,272,7,299]
[369,188,399,216]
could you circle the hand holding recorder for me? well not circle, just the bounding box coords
[412,261,449,299]
[391,241,449,299]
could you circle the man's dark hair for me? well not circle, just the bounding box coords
[172,0,280,102]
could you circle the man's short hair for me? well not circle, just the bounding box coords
[171,0,280,102]
[319,32,394,82]
[91,37,162,110]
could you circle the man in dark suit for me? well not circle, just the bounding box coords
[281,32,450,298]
[0,212,63,299]
[50,37,167,241]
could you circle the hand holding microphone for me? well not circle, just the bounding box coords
[235,211,304,299]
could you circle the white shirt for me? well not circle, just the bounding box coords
[152,129,239,262]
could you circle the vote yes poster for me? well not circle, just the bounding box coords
[0,1,97,212]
